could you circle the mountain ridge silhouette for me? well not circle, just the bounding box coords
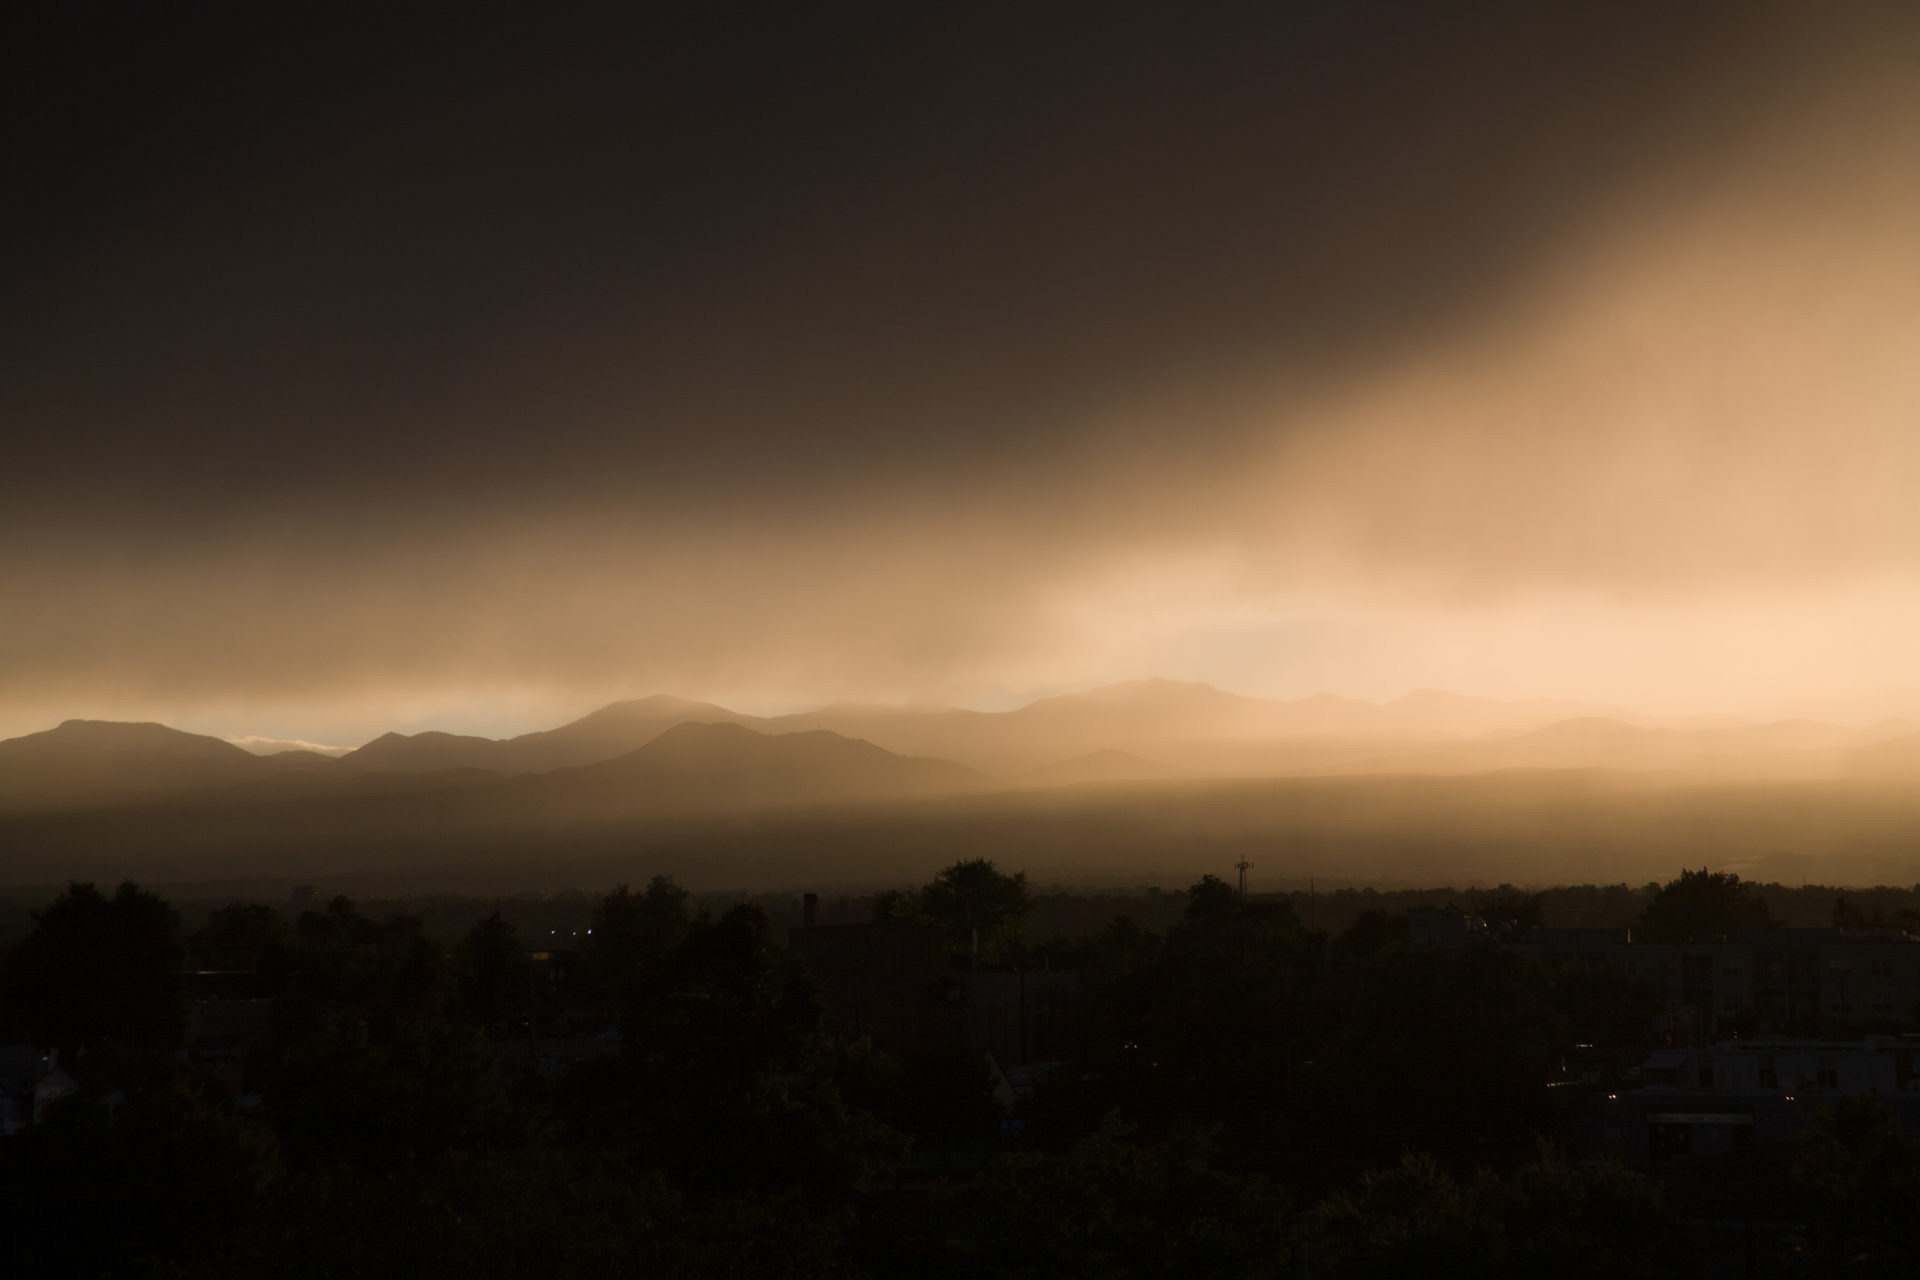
[4,682,1917,819]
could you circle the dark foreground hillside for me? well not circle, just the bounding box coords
[8,865,1917,1277]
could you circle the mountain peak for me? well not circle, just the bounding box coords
[55,717,191,734]
[545,695,751,734]
[337,728,505,774]
[579,694,732,718]
[32,719,255,757]
[0,718,266,815]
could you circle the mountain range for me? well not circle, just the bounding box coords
[2,680,1918,823]
[10,681,1920,891]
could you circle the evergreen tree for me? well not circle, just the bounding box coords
[1,880,184,1052]
[1636,868,1777,941]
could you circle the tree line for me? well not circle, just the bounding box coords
[0,866,1915,1276]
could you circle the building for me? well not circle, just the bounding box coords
[1577,1035,1920,1165]
[1608,928,1920,1041]
[0,1046,76,1135]
[1512,927,1631,969]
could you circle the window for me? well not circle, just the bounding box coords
[1699,1062,1715,1088]
[1819,1059,1838,1089]
[1684,956,1713,985]
[1759,1059,1778,1088]
[1650,1124,1692,1158]
[1872,955,1894,978]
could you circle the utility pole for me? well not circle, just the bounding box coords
[1235,859,1252,896]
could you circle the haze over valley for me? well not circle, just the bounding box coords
[8,679,1920,891]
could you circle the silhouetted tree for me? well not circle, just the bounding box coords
[870,860,1033,963]
[919,859,1032,963]
[953,1118,1294,1280]
[1182,873,1240,922]
[1635,868,1777,941]
[0,1076,278,1277]
[577,876,690,1006]
[1831,894,1920,934]
[280,895,447,1032]
[1332,908,1408,962]
[272,896,506,1171]
[1314,1145,1682,1278]
[1313,939,1563,1170]
[453,909,533,1028]
[1793,1093,1920,1276]
[572,903,899,1205]
[866,1045,1004,1147]
[868,886,923,926]
[189,900,293,973]
[1036,878,1320,1156]
[1094,914,1165,974]
[1,880,184,1053]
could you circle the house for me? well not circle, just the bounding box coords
[1577,1035,1920,1164]
[0,1046,76,1135]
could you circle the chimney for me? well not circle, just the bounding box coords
[803,892,818,928]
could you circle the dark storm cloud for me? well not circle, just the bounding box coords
[7,1,1757,511]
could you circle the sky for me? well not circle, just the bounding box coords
[5,2,1920,747]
